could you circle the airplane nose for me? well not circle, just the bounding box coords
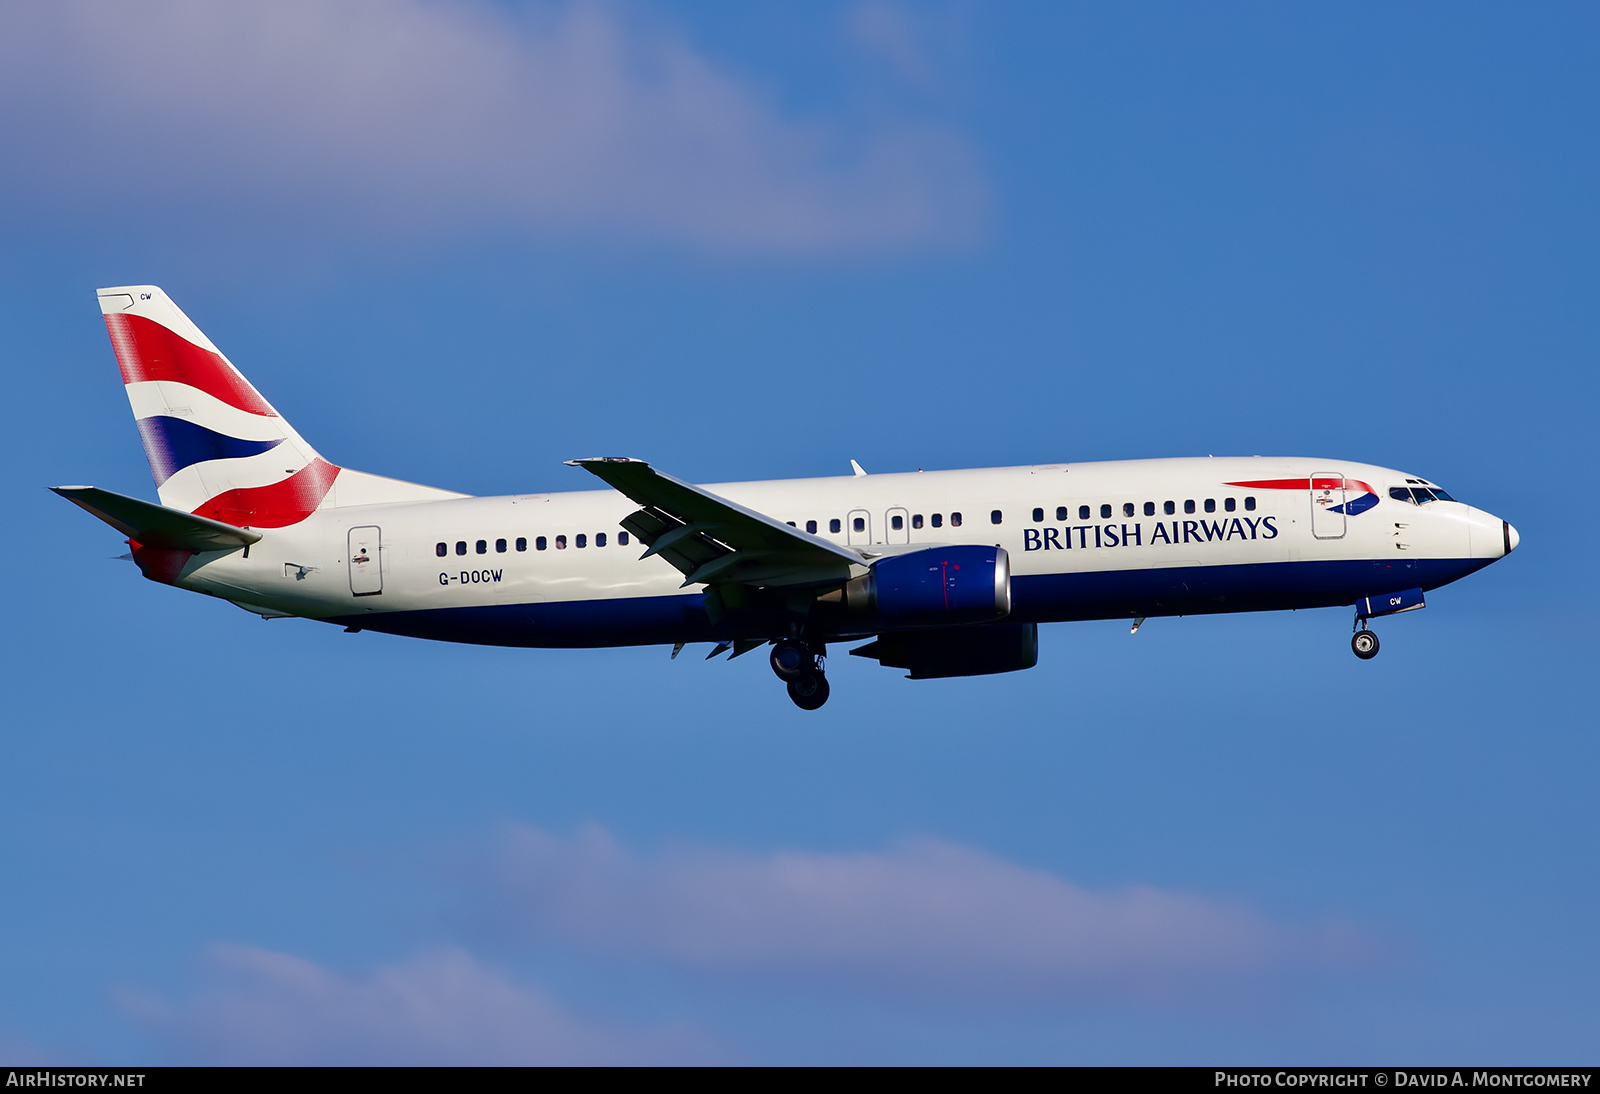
[1464,507,1516,560]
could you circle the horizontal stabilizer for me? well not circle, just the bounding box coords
[52,485,261,551]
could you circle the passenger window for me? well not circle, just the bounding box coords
[931,513,943,528]
[1224,498,1236,512]
[1244,497,1256,511]
[495,538,507,553]
[1100,504,1112,519]
[536,536,547,551]
[1032,507,1044,523]
[853,517,866,533]
[787,521,796,527]
[456,541,467,556]
[619,531,630,545]
[830,518,842,533]
[1056,506,1069,521]
[576,534,587,548]
[1143,502,1155,516]
[1184,501,1195,514]
[806,520,817,534]
[476,540,487,554]
[555,535,567,550]
[990,510,1003,525]
[596,532,607,547]
[892,514,904,531]
[912,514,923,529]
[1078,505,1090,520]
[1164,500,1175,515]
[1123,502,1135,518]
[435,542,447,557]
[951,512,963,527]
[516,537,527,552]
[1389,487,1413,503]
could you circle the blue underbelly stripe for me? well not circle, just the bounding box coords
[322,557,1494,649]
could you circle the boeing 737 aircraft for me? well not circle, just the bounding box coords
[56,286,1518,708]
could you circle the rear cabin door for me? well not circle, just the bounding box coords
[847,509,872,546]
[885,507,910,544]
[348,525,383,595]
[1310,473,1346,539]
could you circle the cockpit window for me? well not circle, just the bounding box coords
[1393,483,1457,504]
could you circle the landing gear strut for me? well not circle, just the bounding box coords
[771,639,829,709]
[1351,628,1379,660]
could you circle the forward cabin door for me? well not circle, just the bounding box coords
[348,525,383,595]
[1310,473,1346,539]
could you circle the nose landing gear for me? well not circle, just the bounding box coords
[1351,627,1379,660]
[771,639,829,709]
[1350,587,1424,659]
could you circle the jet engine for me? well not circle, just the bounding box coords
[843,544,1011,626]
[850,622,1039,679]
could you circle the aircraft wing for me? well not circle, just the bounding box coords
[567,457,866,589]
[52,485,262,551]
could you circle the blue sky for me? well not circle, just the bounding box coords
[1,1,1595,1064]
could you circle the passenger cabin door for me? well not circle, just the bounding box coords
[847,508,872,546]
[886,507,910,544]
[1310,473,1346,539]
[348,525,383,595]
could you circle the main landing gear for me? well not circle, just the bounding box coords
[771,638,829,710]
[1351,627,1380,660]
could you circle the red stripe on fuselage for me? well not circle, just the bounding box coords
[104,312,277,417]
[1226,478,1310,490]
[1227,477,1375,494]
[192,458,341,528]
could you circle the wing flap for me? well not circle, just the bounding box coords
[573,457,863,588]
[52,485,262,551]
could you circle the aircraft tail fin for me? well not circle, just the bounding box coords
[97,286,461,527]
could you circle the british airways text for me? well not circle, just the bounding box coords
[1022,516,1279,552]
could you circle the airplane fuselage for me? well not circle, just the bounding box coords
[171,455,1510,649]
[61,286,1519,707]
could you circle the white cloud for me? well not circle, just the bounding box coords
[124,945,721,1065]
[847,1,944,86]
[0,1032,67,1066]
[114,827,1377,1062]
[466,825,1378,1005]
[0,1,984,254]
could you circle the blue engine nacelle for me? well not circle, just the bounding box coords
[850,623,1038,679]
[845,544,1011,626]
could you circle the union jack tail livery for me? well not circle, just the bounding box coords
[98,286,455,528]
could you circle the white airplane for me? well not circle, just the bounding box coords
[57,286,1519,709]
